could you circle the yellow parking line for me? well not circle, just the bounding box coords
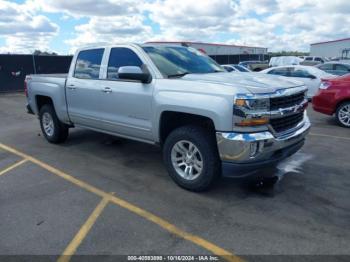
[0,143,243,262]
[57,197,109,262]
[108,196,240,261]
[0,159,28,176]
[310,133,350,141]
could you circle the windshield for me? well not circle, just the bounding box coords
[234,65,250,72]
[142,46,225,77]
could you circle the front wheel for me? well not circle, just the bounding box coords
[163,125,221,192]
[39,104,69,143]
[336,102,350,128]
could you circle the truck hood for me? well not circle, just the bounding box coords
[181,72,304,94]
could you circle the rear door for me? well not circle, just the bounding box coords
[66,48,106,128]
[97,47,154,141]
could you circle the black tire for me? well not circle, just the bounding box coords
[39,104,69,143]
[163,125,221,192]
[335,101,350,128]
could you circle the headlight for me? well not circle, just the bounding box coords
[234,97,270,127]
[319,81,331,90]
[234,98,270,111]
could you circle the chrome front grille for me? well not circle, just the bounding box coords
[270,92,305,111]
[270,112,304,133]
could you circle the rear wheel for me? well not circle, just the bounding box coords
[39,104,69,143]
[163,125,221,191]
[336,102,350,128]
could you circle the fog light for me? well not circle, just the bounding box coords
[250,142,258,158]
[249,141,263,158]
[236,118,269,127]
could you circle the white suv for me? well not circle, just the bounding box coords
[301,56,328,66]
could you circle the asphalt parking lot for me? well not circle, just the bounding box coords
[0,93,349,262]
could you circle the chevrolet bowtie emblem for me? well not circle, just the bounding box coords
[294,104,301,113]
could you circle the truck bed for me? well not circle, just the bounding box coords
[26,73,69,119]
[27,74,67,88]
[29,73,68,78]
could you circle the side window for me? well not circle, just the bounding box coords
[234,65,247,72]
[223,66,234,72]
[74,49,104,79]
[107,48,143,80]
[315,57,323,62]
[290,69,312,78]
[305,57,313,61]
[268,68,289,76]
[335,64,348,71]
[319,64,333,70]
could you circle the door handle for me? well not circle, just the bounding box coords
[67,84,76,90]
[102,87,112,93]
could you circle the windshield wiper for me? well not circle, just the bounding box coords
[167,72,190,78]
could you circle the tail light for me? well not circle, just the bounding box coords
[24,76,31,97]
[24,79,28,97]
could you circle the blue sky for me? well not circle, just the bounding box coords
[0,0,349,54]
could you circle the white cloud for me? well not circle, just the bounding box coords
[33,0,144,17]
[226,0,350,51]
[238,0,278,15]
[1,0,349,53]
[148,0,236,40]
[0,0,58,53]
[30,0,152,53]
[0,33,56,54]
[65,16,152,52]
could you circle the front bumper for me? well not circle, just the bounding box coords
[312,91,335,116]
[216,115,311,178]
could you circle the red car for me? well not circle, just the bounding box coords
[313,73,350,127]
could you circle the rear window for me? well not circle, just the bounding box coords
[74,49,104,79]
[290,69,312,78]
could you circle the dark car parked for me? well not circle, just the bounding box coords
[315,62,350,76]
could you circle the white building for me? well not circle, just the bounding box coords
[145,41,268,55]
[310,38,350,58]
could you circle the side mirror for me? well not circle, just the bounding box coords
[118,65,152,84]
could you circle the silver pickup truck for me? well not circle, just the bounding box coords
[25,44,310,191]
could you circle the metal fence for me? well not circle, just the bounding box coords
[0,55,72,92]
[0,53,269,92]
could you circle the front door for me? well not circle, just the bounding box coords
[97,47,154,141]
